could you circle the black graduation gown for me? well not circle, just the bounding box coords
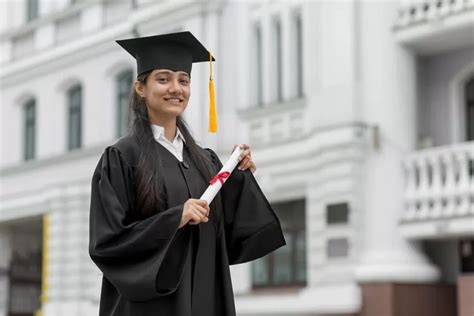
[88,135,285,316]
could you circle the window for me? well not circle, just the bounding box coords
[460,239,474,273]
[116,70,133,137]
[67,85,82,150]
[252,23,263,106]
[326,202,349,225]
[292,11,304,98]
[26,0,39,22]
[23,99,36,161]
[252,199,306,287]
[465,76,474,141]
[271,17,283,102]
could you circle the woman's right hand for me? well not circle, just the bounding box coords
[179,198,209,228]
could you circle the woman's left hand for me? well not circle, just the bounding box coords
[233,144,257,173]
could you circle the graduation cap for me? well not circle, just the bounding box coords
[116,31,218,133]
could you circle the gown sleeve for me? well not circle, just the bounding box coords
[205,148,286,265]
[88,146,190,302]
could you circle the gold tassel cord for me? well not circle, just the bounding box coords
[209,51,217,133]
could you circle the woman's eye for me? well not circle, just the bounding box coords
[158,78,168,82]
[180,79,189,85]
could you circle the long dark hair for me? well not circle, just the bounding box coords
[129,71,221,226]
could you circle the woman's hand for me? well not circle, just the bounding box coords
[179,198,209,228]
[232,144,257,173]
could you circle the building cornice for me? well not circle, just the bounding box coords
[0,0,219,86]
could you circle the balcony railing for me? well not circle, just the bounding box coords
[402,141,474,222]
[395,0,474,30]
[393,0,474,55]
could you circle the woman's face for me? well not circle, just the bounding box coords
[135,69,191,122]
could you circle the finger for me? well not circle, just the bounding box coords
[194,204,209,216]
[238,156,250,170]
[191,200,208,211]
[192,209,206,222]
[196,199,210,209]
[243,161,252,171]
[250,161,257,173]
[189,217,199,225]
[192,209,208,223]
[245,160,256,171]
[239,149,251,162]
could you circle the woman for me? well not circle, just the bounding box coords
[89,31,285,316]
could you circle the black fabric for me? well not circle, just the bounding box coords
[116,31,215,76]
[88,135,285,315]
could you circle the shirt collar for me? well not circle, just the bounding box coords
[150,124,186,144]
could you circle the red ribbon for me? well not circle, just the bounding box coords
[209,171,230,186]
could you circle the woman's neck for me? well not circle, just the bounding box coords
[151,118,177,142]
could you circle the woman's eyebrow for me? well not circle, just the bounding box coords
[154,70,189,78]
[154,70,172,76]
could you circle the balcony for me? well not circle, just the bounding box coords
[401,141,474,239]
[394,0,474,55]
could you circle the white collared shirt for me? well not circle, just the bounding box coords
[150,124,186,162]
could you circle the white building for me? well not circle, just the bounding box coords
[0,0,473,315]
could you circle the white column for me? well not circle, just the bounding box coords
[0,227,11,316]
[355,0,439,283]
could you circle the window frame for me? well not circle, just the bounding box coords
[252,22,264,107]
[465,77,474,141]
[26,0,39,22]
[23,99,36,161]
[116,69,133,138]
[271,15,283,103]
[251,199,306,288]
[67,85,82,151]
[293,10,304,98]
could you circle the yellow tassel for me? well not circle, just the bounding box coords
[209,51,217,133]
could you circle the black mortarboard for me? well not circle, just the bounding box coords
[116,31,218,133]
[115,31,215,77]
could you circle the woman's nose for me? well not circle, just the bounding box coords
[168,79,182,94]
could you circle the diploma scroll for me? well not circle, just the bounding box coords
[200,145,244,204]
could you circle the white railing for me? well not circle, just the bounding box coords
[402,141,474,221]
[395,0,474,29]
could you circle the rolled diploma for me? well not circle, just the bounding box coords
[200,145,244,204]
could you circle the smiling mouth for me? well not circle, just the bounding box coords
[164,97,183,104]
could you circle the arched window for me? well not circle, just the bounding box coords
[23,99,36,160]
[67,85,82,150]
[116,70,133,137]
[465,76,474,141]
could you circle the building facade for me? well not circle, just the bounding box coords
[0,0,473,315]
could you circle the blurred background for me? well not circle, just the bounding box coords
[0,0,473,315]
